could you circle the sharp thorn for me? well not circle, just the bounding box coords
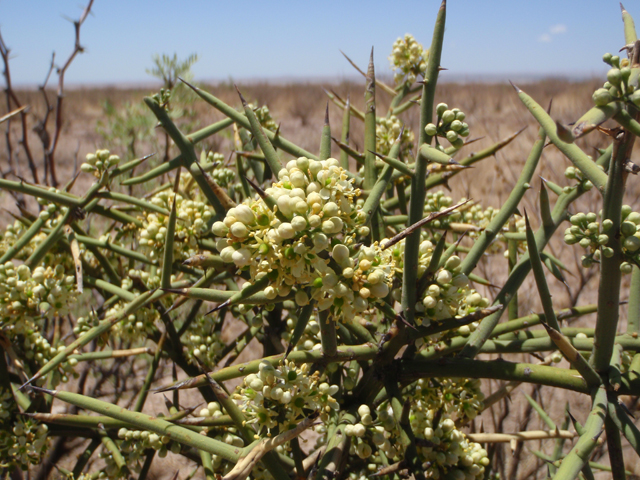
[19,374,39,391]
[206,299,231,315]
[234,84,247,106]
[27,385,57,396]
[618,400,636,419]
[509,80,522,93]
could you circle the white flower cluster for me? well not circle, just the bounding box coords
[234,360,339,433]
[81,149,121,178]
[181,315,225,367]
[106,298,160,345]
[0,203,73,263]
[108,427,175,477]
[213,158,395,319]
[281,314,321,351]
[376,115,414,157]
[138,190,214,262]
[423,191,525,254]
[416,251,489,326]
[413,377,484,422]
[0,261,77,328]
[73,311,100,336]
[389,239,489,327]
[389,34,428,86]
[346,396,488,479]
[0,418,49,471]
[205,151,236,188]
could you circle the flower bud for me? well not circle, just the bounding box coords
[442,110,455,123]
[370,282,389,298]
[277,223,295,240]
[607,68,622,85]
[291,216,307,232]
[424,123,438,136]
[446,130,459,143]
[592,88,613,107]
[212,221,229,236]
[436,269,453,285]
[295,290,309,306]
[230,222,249,239]
[624,236,640,252]
[231,248,252,267]
[621,221,637,236]
[332,244,350,265]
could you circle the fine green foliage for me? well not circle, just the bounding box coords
[2,3,640,480]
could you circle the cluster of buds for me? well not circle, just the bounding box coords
[0,261,77,329]
[389,34,428,86]
[417,251,489,325]
[106,298,160,345]
[592,53,637,107]
[413,377,484,422]
[73,311,100,336]
[281,314,321,352]
[422,191,524,253]
[618,206,640,274]
[248,103,278,132]
[138,190,214,262]
[214,158,390,318]
[205,151,237,188]
[81,149,121,177]
[0,419,49,471]
[22,330,77,383]
[198,401,225,420]
[344,399,488,478]
[376,115,414,157]
[0,220,44,261]
[424,104,470,149]
[564,166,595,192]
[563,211,611,268]
[234,360,339,433]
[0,202,72,262]
[181,315,225,367]
[113,427,176,474]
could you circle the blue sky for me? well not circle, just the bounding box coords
[0,1,633,86]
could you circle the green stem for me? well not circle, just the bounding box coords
[401,0,446,326]
[134,333,166,412]
[552,387,607,480]
[591,131,631,373]
[35,387,241,461]
[627,265,640,334]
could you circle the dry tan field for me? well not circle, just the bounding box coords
[1,78,638,479]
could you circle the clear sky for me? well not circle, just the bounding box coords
[0,1,633,86]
